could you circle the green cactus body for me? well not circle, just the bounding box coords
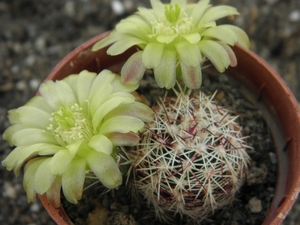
[126,89,250,223]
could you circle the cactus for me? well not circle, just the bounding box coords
[125,88,250,223]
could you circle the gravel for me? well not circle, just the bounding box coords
[0,0,299,224]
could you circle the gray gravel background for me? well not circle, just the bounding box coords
[0,0,299,224]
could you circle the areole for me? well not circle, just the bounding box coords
[38,32,300,225]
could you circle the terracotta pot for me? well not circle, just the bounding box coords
[38,32,300,225]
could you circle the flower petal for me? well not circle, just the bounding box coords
[180,63,202,89]
[153,48,177,89]
[34,157,57,195]
[218,42,237,67]
[198,40,230,72]
[24,157,45,202]
[49,148,74,175]
[142,43,165,68]
[8,106,51,129]
[99,116,144,135]
[187,0,210,25]
[107,37,145,55]
[150,0,164,18]
[39,81,62,110]
[175,41,201,67]
[26,96,53,113]
[86,151,122,189]
[55,79,77,107]
[107,132,140,146]
[182,33,201,44]
[46,176,62,208]
[62,158,86,204]
[2,143,61,175]
[92,92,135,129]
[156,34,178,44]
[121,51,146,84]
[198,5,240,26]
[10,128,57,146]
[105,101,153,123]
[91,31,121,51]
[89,134,113,155]
[74,70,97,106]
[223,25,250,49]
[201,25,237,46]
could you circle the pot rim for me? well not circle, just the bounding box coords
[38,33,300,225]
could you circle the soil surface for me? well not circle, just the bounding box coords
[0,0,300,225]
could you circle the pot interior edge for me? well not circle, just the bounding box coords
[44,35,300,224]
[228,45,300,224]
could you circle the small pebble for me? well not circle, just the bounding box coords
[3,181,17,199]
[29,78,40,91]
[289,10,300,22]
[16,80,27,91]
[248,197,262,213]
[30,202,40,213]
[111,0,125,15]
[269,152,277,164]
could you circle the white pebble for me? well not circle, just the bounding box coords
[289,10,300,22]
[10,65,19,74]
[65,1,76,17]
[111,0,125,15]
[16,80,27,91]
[269,152,277,164]
[3,181,17,199]
[30,202,40,213]
[29,78,41,90]
[248,197,262,213]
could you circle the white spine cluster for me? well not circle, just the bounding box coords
[126,90,250,223]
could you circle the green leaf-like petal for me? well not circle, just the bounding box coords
[150,0,164,18]
[74,70,97,106]
[175,41,201,67]
[91,32,121,52]
[86,151,122,189]
[142,43,165,68]
[24,157,45,203]
[182,33,201,44]
[62,158,86,204]
[180,62,202,89]
[198,40,230,72]
[26,96,53,114]
[99,116,144,135]
[198,6,240,26]
[9,106,51,129]
[46,176,62,208]
[92,92,135,129]
[156,34,178,44]
[107,132,140,146]
[11,128,57,146]
[107,37,145,55]
[137,7,157,23]
[34,157,57,194]
[39,81,62,111]
[187,0,211,25]
[49,149,74,175]
[55,79,77,107]
[223,25,250,49]
[121,51,146,84]
[153,49,177,89]
[105,101,153,123]
[89,134,113,155]
[201,25,237,45]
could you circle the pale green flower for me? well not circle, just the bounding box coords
[2,70,153,206]
[92,0,249,89]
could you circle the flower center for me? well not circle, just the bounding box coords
[47,103,93,147]
[152,4,193,36]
